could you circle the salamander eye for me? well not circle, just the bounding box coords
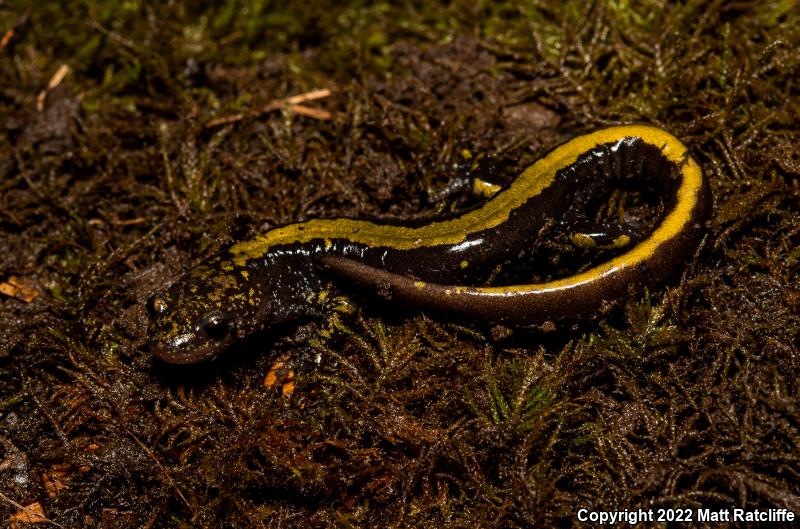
[147,294,168,316]
[203,313,234,341]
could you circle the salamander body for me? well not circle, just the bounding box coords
[147,125,711,364]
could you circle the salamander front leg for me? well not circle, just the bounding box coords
[264,290,356,397]
[312,290,357,342]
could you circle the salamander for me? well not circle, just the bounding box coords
[147,125,711,364]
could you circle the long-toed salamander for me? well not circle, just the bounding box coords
[147,125,711,364]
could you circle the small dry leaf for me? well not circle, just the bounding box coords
[264,361,296,397]
[281,380,296,397]
[0,276,39,302]
[8,502,47,527]
[42,464,71,497]
[264,361,286,388]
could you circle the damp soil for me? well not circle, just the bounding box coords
[1,2,800,528]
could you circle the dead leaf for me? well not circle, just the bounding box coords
[0,276,39,302]
[42,464,71,497]
[8,502,47,527]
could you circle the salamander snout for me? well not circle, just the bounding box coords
[144,257,266,365]
[146,290,240,364]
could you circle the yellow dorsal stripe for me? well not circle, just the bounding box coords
[230,125,701,277]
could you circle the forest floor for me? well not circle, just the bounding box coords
[1,1,799,528]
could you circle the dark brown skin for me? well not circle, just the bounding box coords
[147,126,710,364]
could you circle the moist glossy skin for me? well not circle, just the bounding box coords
[147,125,711,364]
[147,256,266,364]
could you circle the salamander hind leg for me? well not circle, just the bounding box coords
[566,212,644,251]
[428,151,510,206]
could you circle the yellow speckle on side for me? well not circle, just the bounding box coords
[241,270,249,279]
[569,233,597,249]
[414,281,427,288]
[335,302,354,313]
[461,148,472,159]
[222,263,233,271]
[318,290,330,302]
[471,178,502,198]
[611,234,631,248]
[460,260,469,269]
[324,238,333,249]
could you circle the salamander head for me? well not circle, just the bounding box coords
[147,257,269,364]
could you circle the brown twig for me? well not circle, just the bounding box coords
[127,431,195,515]
[0,493,64,528]
[87,217,148,226]
[0,28,14,51]
[0,9,30,53]
[205,88,332,128]
[36,64,71,112]
[288,104,332,120]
